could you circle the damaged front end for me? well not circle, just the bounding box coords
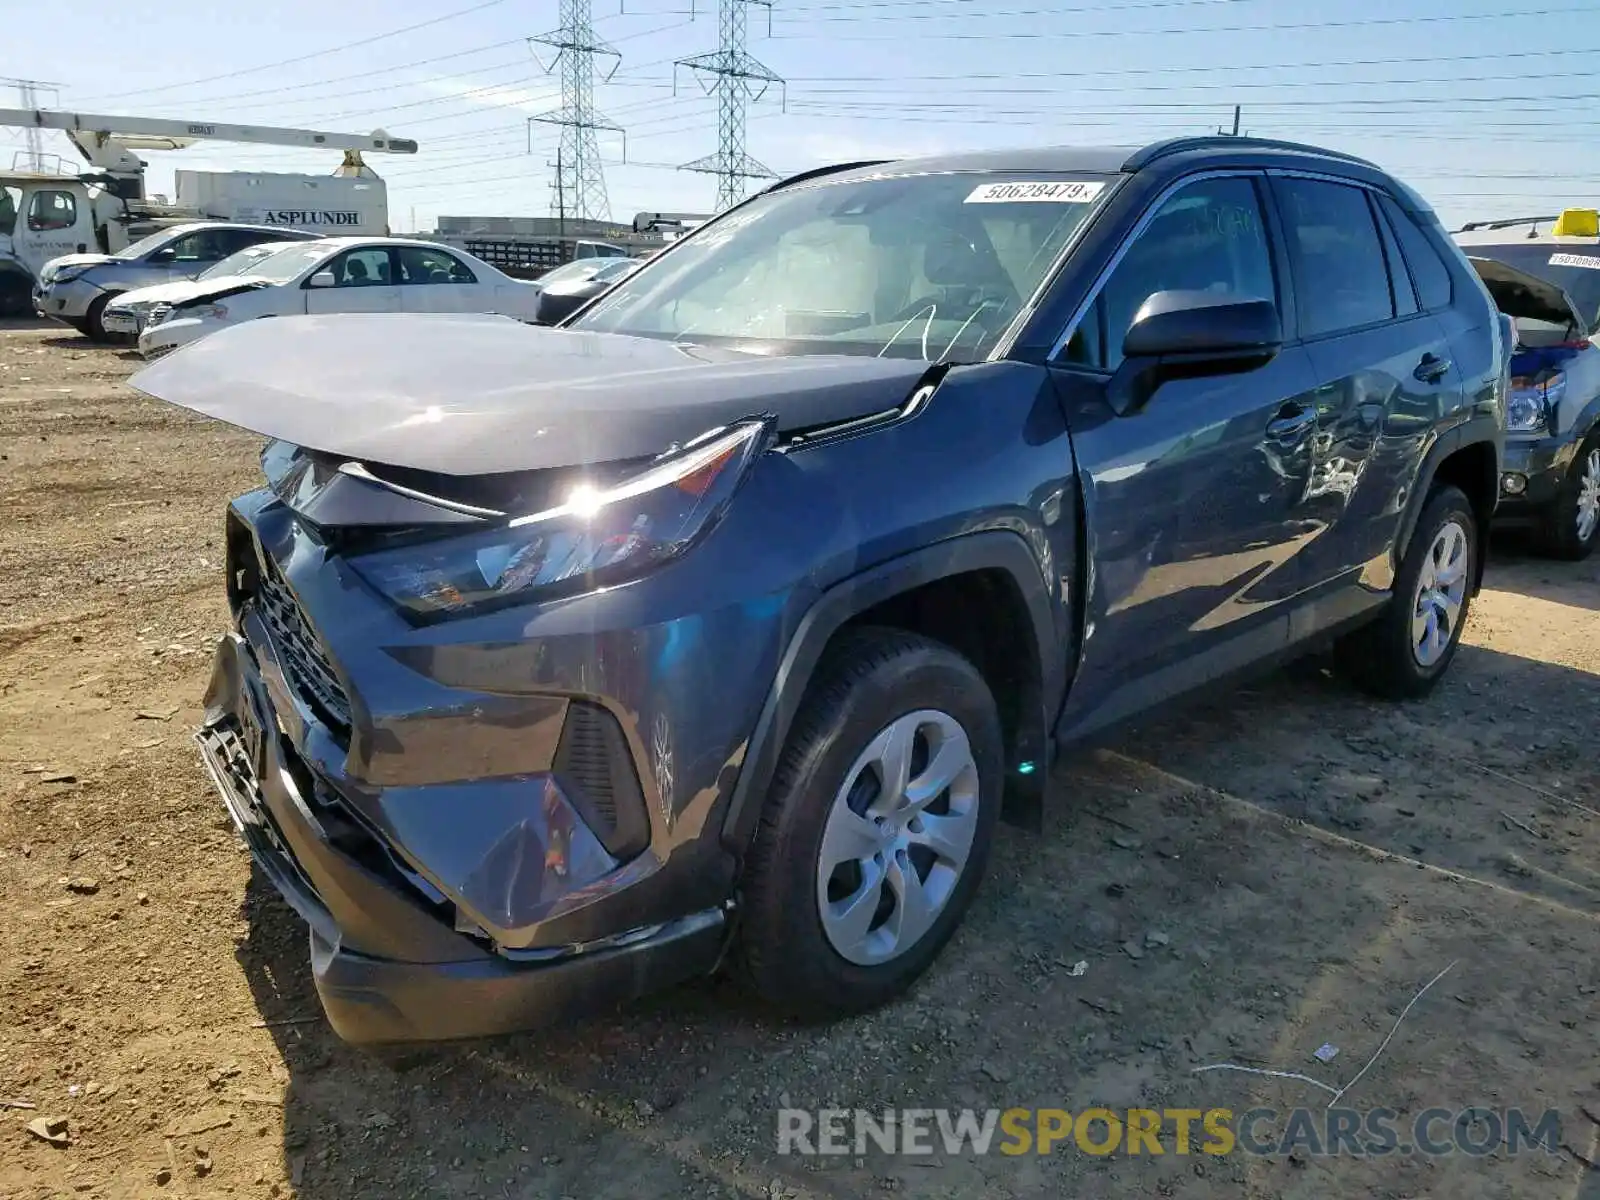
[193,421,791,1043]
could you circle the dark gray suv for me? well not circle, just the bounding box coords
[133,137,1507,1045]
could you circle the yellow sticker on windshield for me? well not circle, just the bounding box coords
[964,180,1105,204]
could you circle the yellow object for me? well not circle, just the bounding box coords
[1552,208,1599,237]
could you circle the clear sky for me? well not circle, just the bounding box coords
[3,0,1598,232]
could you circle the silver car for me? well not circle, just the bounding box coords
[33,222,319,341]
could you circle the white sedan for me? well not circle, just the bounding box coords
[137,237,541,359]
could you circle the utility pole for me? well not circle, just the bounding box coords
[1,77,63,170]
[677,0,784,212]
[554,142,567,245]
[530,0,624,222]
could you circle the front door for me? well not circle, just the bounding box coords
[1050,173,1320,738]
[303,247,402,314]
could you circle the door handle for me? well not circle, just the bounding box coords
[1414,353,1451,383]
[1266,403,1316,440]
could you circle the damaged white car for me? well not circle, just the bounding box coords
[137,237,541,359]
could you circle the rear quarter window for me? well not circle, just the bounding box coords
[1379,195,1453,311]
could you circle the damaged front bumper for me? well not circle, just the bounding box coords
[188,490,768,1043]
[197,629,726,1044]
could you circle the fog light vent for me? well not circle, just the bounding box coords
[553,701,649,861]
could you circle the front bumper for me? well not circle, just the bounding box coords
[1495,433,1579,522]
[191,489,786,1041]
[139,316,212,359]
[197,626,726,1044]
[101,305,144,337]
[33,277,102,322]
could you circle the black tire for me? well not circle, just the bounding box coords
[1535,431,1600,561]
[1340,484,1478,700]
[737,627,1004,1019]
[83,294,113,342]
[0,272,31,319]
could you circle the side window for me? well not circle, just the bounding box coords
[1069,176,1277,372]
[329,248,392,286]
[1373,204,1418,318]
[396,246,476,285]
[1379,195,1454,312]
[1275,178,1395,338]
[27,189,78,233]
[0,187,19,234]
[165,229,231,263]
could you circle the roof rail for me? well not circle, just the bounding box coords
[761,159,893,194]
[1456,215,1559,232]
[1123,136,1378,172]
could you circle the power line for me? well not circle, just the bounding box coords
[768,4,1598,39]
[73,0,519,104]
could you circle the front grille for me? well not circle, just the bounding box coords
[147,302,172,327]
[252,557,352,732]
[197,718,297,866]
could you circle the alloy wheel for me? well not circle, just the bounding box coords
[1411,518,1470,668]
[1576,448,1600,544]
[816,709,980,966]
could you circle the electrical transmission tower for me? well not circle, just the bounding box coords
[2,77,62,171]
[677,0,784,212]
[530,0,624,222]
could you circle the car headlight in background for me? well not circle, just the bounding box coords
[1506,369,1564,434]
[350,416,776,620]
[189,303,230,320]
[45,266,93,286]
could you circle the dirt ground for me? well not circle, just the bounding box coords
[2,317,1598,1200]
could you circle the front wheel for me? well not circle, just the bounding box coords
[83,294,113,342]
[737,627,1003,1019]
[1537,434,1600,561]
[1340,484,1478,699]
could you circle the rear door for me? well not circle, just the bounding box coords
[1049,172,1320,735]
[1266,175,1461,622]
[302,247,402,314]
[395,245,485,314]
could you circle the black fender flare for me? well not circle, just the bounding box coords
[1395,411,1502,596]
[719,529,1060,855]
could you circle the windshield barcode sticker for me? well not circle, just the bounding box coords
[964,180,1105,204]
[1549,252,1600,270]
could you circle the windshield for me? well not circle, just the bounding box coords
[115,228,185,260]
[571,172,1111,359]
[1461,242,1600,333]
[227,242,334,284]
[198,243,296,280]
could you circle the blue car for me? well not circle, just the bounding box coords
[1456,209,1600,558]
[133,136,1506,1044]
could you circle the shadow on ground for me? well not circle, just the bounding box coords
[234,642,1598,1200]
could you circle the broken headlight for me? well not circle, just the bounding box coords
[349,417,774,619]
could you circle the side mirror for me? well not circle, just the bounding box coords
[147,247,176,264]
[1109,290,1282,416]
[308,271,337,289]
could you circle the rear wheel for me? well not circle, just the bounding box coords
[0,272,30,318]
[1536,433,1600,561]
[1341,484,1477,699]
[737,628,1003,1019]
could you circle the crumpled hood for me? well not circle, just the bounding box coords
[128,311,933,475]
[112,275,269,309]
[41,252,114,279]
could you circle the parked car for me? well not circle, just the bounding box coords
[1456,211,1600,558]
[32,222,320,341]
[136,237,542,359]
[101,241,316,339]
[133,136,1506,1045]
[533,256,642,324]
